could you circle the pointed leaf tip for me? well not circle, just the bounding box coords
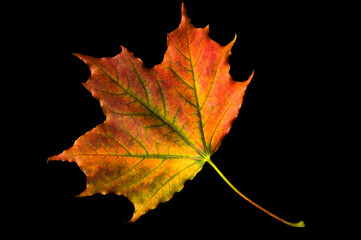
[181,2,187,17]
[72,52,89,63]
[248,69,255,82]
[226,33,237,49]
[180,2,191,24]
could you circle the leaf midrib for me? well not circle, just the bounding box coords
[184,22,209,157]
[71,153,204,161]
[90,58,207,159]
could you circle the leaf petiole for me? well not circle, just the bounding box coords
[206,158,305,228]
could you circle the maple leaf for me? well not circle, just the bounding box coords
[48,3,304,227]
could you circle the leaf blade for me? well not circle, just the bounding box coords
[48,3,251,222]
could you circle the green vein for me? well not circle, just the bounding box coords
[90,86,127,96]
[102,128,132,155]
[71,153,204,161]
[102,104,153,117]
[122,158,167,191]
[166,65,194,90]
[150,71,167,118]
[184,23,209,156]
[119,126,150,155]
[100,157,146,188]
[124,52,150,107]
[137,160,203,214]
[172,109,179,124]
[90,58,206,158]
[168,37,191,62]
[175,89,197,107]
[100,158,167,193]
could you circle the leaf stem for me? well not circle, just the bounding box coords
[206,158,305,228]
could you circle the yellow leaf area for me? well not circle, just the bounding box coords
[48,3,304,227]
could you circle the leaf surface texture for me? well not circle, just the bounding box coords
[48,3,252,222]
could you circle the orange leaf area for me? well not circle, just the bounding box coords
[48,3,252,222]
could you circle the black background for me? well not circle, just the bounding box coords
[20,0,332,238]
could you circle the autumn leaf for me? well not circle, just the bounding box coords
[48,3,304,227]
